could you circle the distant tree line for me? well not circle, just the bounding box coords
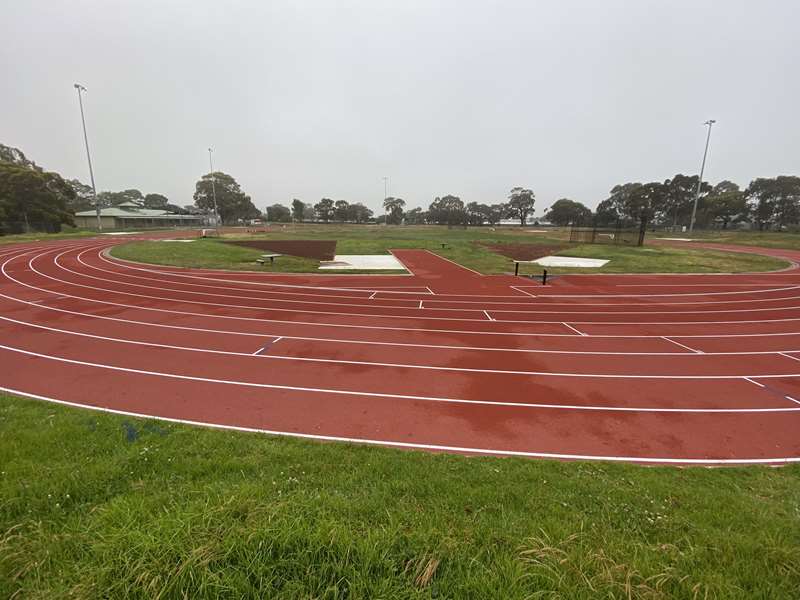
[255,175,800,231]
[594,175,800,231]
[3,141,800,233]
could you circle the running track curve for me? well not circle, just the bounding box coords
[2,232,800,465]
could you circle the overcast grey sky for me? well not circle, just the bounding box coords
[2,0,798,214]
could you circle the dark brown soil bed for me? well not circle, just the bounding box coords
[224,240,337,261]
[479,242,569,261]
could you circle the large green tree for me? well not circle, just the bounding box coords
[347,203,373,223]
[314,198,335,222]
[465,202,490,226]
[745,177,800,230]
[404,207,426,225]
[383,197,405,225]
[506,187,536,226]
[428,195,466,225]
[596,183,642,226]
[67,179,95,212]
[704,182,747,229]
[291,199,305,222]
[0,162,75,233]
[143,193,169,209]
[544,198,592,226]
[193,172,259,224]
[625,182,668,227]
[266,203,291,222]
[0,144,41,171]
[662,174,709,228]
[334,200,350,222]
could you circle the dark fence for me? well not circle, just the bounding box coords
[569,220,646,247]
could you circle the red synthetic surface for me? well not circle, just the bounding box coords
[1,233,800,464]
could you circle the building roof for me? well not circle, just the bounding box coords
[75,206,203,220]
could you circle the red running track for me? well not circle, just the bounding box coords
[1,233,800,464]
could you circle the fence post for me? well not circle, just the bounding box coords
[638,218,647,246]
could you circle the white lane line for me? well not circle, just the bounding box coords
[616,284,792,287]
[425,286,435,295]
[538,286,800,299]
[253,336,284,355]
[423,249,484,276]
[369,291,377,299]
[2,343,800,411]
[52,249,800,322]
[785,396,800,405]
[419,300,424,309]
[6,293,800,358]
[0,302,800,366]
[7,251,800,341]
[3,386,799,465]
[484,310,494,321]
[662,337,703,354]
[744,377,765,388]
[780,352,800,362]
[83,250,800,315]
[7,314,767,380]
[95,249,800,307]
[562,323,586,336]
[511,286,537,298]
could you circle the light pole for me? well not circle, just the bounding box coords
[382,176,389,225]
[208,148,220,231]
[74,83,102,230]
[689,119,716,233]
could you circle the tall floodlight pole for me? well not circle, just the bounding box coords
[74,84,102,230]
[689,119,716,233]
[208,148,220,231]
[382,176,389,225]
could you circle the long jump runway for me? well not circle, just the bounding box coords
[2,234,800,465]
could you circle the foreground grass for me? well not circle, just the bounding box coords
[110,224,789,275]
[1,393,799,598]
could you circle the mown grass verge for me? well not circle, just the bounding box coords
[109,225,789,275]
[669,230,800,250]
[1,393,799,598]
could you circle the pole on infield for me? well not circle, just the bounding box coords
[514,262,519,276]
[542,269,547,285]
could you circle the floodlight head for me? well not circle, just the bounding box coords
[74,83,86,91]
[705,119,716,125]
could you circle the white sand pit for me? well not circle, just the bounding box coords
[657,237,696,242]
[533,256,609,268]
[101,231,141,235]
[319,255,406,270]
[156,239,196,242]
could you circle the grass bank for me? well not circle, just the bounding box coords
[109,224,789,275]
[0,228,98,245]
[668,230,800,250]
[1,393,798,598]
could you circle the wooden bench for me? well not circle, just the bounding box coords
[256,253,283,266]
